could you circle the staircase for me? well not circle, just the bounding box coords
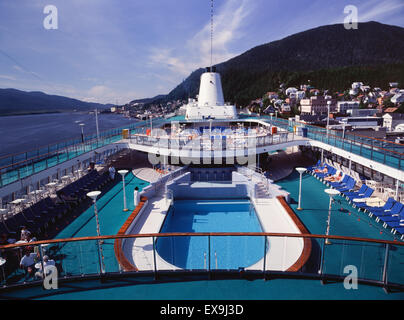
[255,181,270,199]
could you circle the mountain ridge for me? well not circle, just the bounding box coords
[152,21,404,106]
[0,88,112,116]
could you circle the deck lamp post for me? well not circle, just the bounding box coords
[296,167,306,210]
[86,190,105,273]
[269,113,274,133]
[342,121,346,140]
[324,188,340,245]
[79,123,85,143]
[118,170,129,211]
[326,100,331,137]
[95,108,100,141]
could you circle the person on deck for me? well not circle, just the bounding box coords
[133,186,140,207]
[20,250,38,277]
[109,166,116,180]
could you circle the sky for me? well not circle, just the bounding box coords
[0,0,403,104]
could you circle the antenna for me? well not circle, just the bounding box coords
[210,0,214,69]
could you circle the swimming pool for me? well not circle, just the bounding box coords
[156,199,266,270]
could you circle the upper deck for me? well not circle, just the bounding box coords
[0,114,403,193]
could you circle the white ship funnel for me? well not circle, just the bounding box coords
[198,67,224,107]
[185,66,237,120]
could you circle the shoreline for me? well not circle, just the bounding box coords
[0,111,64,117]
[0,110,117,117]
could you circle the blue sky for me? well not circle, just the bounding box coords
[0,0,403,104]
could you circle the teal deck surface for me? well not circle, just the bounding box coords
[2,170,403,299]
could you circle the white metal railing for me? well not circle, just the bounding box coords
[165,189,174,206]
[129,131,293,151]
[237,166,270,201]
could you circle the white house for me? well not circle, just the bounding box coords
[352,82,363,90]
[296,91,306,100]
[364,93,377,104]
[391,93,404,104]
[383,113,404,132]
[285,87,298,96]
[300,96,336,115]
[349,88,358,95]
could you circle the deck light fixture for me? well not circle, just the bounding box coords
[296,167,306,210]
[324,188,340,245]
[86,190,105,273]
[78,123,85,143]
[118,170,129,211]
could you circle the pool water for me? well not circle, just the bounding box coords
[156,199,266,270]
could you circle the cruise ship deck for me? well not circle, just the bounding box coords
[0,71,403,300]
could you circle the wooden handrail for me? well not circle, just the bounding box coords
[277,196,312,272]
[114,196,148,271]
[1,232,402,250]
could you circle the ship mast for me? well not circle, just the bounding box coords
[210,0,214,69]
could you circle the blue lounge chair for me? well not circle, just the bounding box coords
[307,160,321,172]
[375,202,403,226]
[385,208,404,229]
[368,198,396,216]
[336,177,356,193]
[343,184,367,197]
[347,185,372,201]
[330,174,349,188]
[315,165,335,179]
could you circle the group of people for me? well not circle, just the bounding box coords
[324,171,343,182]
[20,250,55,279]
[315,166,344,183]
[18,226,56,279]
[0,225,56,280]
[0,226,35,246]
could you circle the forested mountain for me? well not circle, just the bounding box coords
[163,21,404,106]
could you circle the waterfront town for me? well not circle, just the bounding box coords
[108,80,404,144]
